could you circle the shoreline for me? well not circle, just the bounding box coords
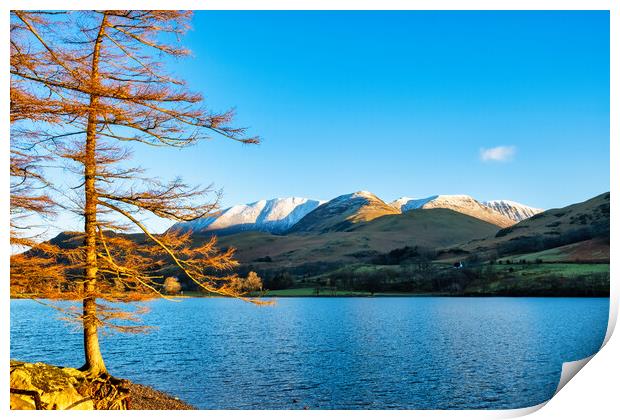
[9,360,195,410]
[127,383,195,410]
[11,293,610,300]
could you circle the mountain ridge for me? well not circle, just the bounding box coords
[171,197,325,235]
[482,200,543,222]
[170,191,543,235]
[389,194,516,228]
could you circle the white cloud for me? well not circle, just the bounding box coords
[480,146,516,162]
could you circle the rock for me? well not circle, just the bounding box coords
[10,360,94,410]
[10,394,36,410]
[9,360,191,410]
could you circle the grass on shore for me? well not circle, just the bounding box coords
[489,263,609,278]
[124,263,611,299]
[258,289,446,297]
[166,288,435,298]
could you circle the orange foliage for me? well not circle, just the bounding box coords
[10,10,269,367]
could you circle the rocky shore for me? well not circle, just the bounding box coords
[126,383,195,410]
[10,361,195,410]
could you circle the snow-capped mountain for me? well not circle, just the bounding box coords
[482,200,543,223]
[289,191,400,233]
[390,194,515,227]
[170,192,543,235]
[391,195,441,212]
[170,197,325,235]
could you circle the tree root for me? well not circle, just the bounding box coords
[76,373,131,410]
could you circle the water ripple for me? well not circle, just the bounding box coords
[10,297,608,409]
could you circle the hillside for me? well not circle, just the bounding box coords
[504,238,609,264]
[216,208,499,268]
[458,192,610,262]
[36,204,499,278]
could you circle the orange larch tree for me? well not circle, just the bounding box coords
[10,10,265,377]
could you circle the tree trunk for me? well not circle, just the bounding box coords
[81,13,108,376]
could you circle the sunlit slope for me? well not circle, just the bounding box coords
[288,191,400,233]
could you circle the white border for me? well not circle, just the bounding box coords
[2,1,616,419]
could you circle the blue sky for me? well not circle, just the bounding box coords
[53,11,611,233]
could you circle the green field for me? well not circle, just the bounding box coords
[503,238,609,263]
[504,247,573,263]
[259,262,610,297]
[490,262,609,278]
[465,263,609,296]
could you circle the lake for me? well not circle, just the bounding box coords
[10,297,609,409]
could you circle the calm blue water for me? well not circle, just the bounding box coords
[10,297,608,409]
